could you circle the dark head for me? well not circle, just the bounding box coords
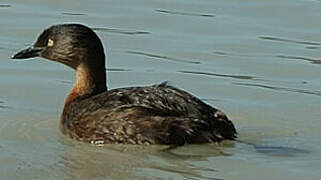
[12,24,105,70]
[12,24,107,97]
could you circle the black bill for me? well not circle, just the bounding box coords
[11,46,43,59]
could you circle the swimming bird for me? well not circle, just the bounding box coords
[12,24,237,145]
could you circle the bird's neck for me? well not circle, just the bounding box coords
[60,62,106,134]
[64,63,107,107]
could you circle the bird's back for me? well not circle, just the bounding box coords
[61,82,237,145]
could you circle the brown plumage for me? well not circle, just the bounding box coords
[12,24,237,146]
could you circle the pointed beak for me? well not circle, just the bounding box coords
[11,46,44,59]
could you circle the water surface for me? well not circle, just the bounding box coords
[1,0,321,179]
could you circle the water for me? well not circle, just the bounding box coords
[1,0,321,179]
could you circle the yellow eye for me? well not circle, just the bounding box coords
[47,39,54,47]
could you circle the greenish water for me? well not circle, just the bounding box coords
[1,0,321,179]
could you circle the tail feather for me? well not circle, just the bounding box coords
[159,116,237,146]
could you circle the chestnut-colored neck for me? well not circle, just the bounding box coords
[60,62,106,133]
[64,63,107,107]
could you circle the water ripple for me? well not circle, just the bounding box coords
[156,9,216,18]
[148,163,222,180]
[213,51,272,58]
[254,145,310,157]
[234,82,321,97]
[126,51,201,64]
[0,100,12,109]
[62,12,87,16]
[0,4,11,8]
[214,50,321,65]
[106,68,132,72]
[305,46,321,50]
[276,55,321,65]
[178,70,255,80]
[259,36,321,46]
[201,98,223,102]
[92,27,150,35]
[56,80,72,84]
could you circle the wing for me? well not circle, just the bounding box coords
[62,83,237,145]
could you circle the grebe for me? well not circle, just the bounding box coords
[12,24,237,145]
